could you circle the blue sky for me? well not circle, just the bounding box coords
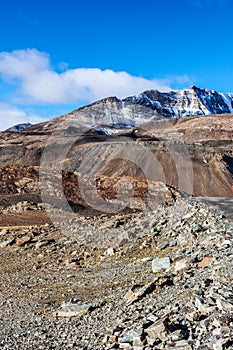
[0,0,232,129]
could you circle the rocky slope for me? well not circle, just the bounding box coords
[0,198,232,349]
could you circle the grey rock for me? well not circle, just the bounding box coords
[145,318,166,340]
[124,282,155,305]
[191,223,203,232]
[152,257,170,273]
[0,238,15,248]
[55,301,92,318]
[173,259,189,272]
[119,343,133,349]
[216,298,233,312]
[121,329,142,343]
[105,247,116,255]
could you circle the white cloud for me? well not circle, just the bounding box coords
[0,49,193,130]
[0,49,175,105]
[0,49,49,81]
[0,104,43,130]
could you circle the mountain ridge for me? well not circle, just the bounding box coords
[124,85,233,118]
[6,86,233,133]
[36,86,233,133]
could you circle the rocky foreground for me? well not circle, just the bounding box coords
[0,198,233,349]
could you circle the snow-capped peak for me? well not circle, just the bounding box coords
[59,86,233,135]
[7,87,232,137]
[123,86,233,119]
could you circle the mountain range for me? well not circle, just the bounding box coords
[7,86,233,133]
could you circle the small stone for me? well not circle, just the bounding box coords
[0,238,15,248]
[16,236,31,246]
[170,329,185,341]
[102,335,109,343]
[169,240,177,247]
[152,257,170,273]
[145,318,166,339]
[122,329,143,343]
[200,318,210,329]
[141,257,151,262]
[172,340,192,349]
[174,259,189,272]
[146,314,159,323]
[109,335,117,343]
[119,343,132,349]
[177,232,193,247]
[0,228,8,235]
[35,240,51,249]
[220,239,231,247]
[216,298,233,312]
[124,282,155,305]
[157,242,169,250]
[191,223,203,232]
[55,301,92,318]
[212,339,227,350]
[194,297,213,315]
[198,256,213,268]
[105,247,116,255]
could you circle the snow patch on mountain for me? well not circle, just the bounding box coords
[220,93,233,113]
[6,123,32,132]
[91,125,122,135]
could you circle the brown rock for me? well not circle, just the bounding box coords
[124,281,155,305]
[145,318,166,340]
[109,335,118,342]
[16,235,32,246]
[198,256,213,268]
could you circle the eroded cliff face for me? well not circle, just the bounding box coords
[62,141,232,197]
[0,113,232,205]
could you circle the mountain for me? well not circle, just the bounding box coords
[124,85,233,118]
[10,86,232,134]
[32,86,233,132]
[0,86,232,207]
[69,85,233,126]
[6,122,32,132]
